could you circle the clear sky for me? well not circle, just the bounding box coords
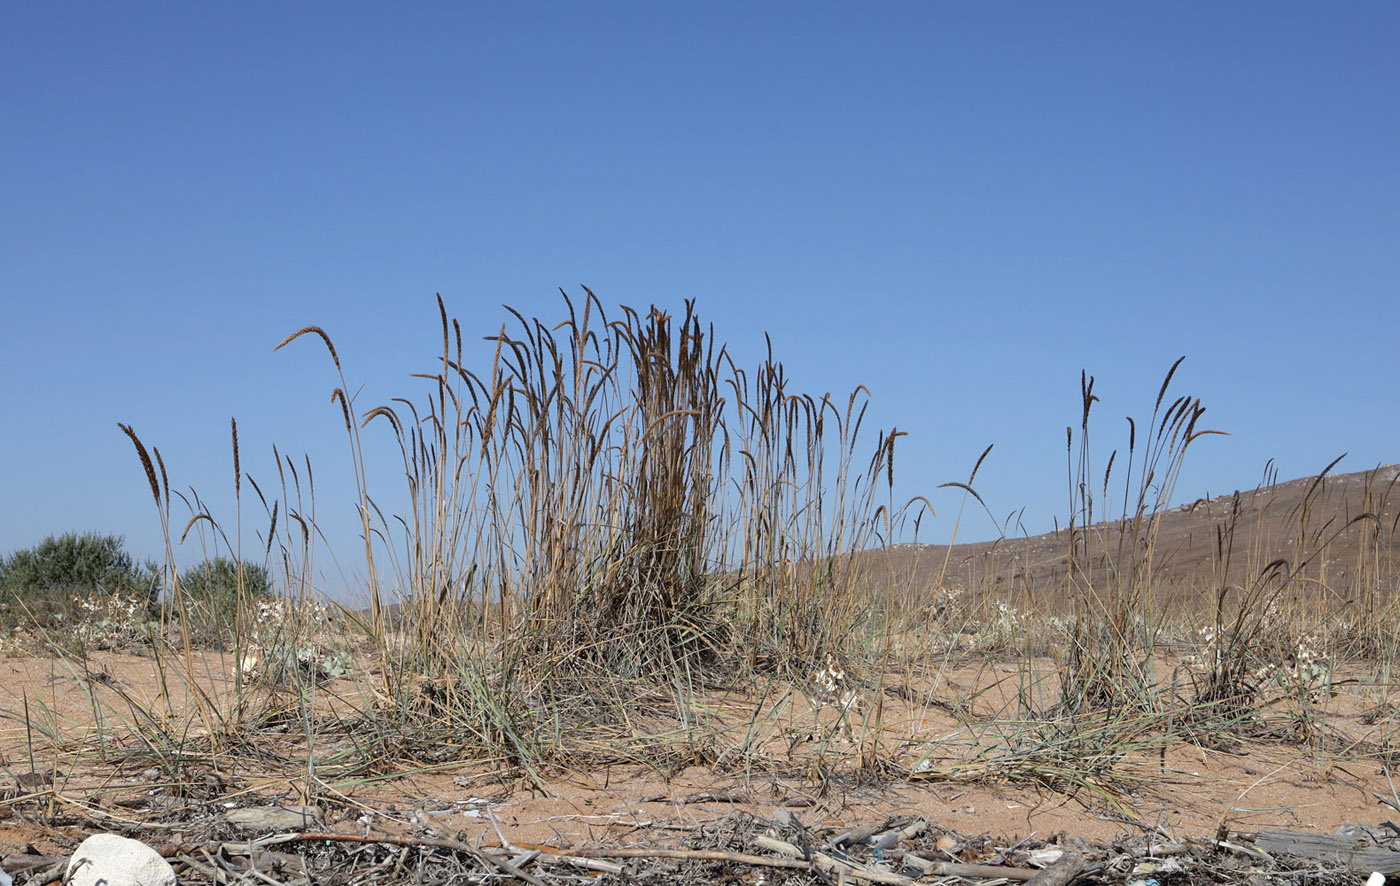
[3,3,1397,594]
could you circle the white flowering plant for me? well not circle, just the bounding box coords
[70,591,154,649]
[1183,601,1334,722]
[237,597,353,685]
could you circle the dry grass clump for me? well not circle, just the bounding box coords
[102,292,905,786]
[1054,360,1224,718]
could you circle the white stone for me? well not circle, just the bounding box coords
[66,834,176,886]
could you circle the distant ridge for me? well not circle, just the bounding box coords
[878,464,1400,602]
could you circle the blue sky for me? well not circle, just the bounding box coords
[3,3,1397,593]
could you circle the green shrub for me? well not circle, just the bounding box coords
[0,532,157,625]
[177,557,274,629]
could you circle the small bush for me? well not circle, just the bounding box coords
[176,557,274,636]
[0,532,157,625]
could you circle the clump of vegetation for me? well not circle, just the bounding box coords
[177,556,274,642]
[103,292,903,783]
[69,590,155,649]
[266,292,902,774]
[0,532,157,627]
[239,596,352,684]
[1056,361,1223,719]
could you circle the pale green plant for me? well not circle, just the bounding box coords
[69,591,154,650]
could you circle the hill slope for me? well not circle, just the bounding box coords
[880,463,1400,606]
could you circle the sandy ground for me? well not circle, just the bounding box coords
[0,647,1396,861]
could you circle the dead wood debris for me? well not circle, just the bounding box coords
[3,804,1395,884]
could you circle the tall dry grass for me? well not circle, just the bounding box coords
[1056,359,1225,717]
[108,292,906,784]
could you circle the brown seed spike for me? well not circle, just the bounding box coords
[969,442,994,485]
[117,423,161,506]
[887,430,896,487]
[437,293,449,363]
[1156,355,1186,411]
[154,447,169,509]
[180,513,214,544]
[331,388,353,432]
[265,501,278,560]
[274,325,341,371]
[231,417,240,497]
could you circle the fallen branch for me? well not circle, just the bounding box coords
[1255,829,1400,874]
